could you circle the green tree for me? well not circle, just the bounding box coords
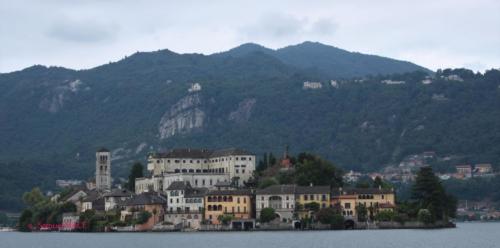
[304,202,320,212]
[127,162,144,191]
[258,177,279,189]
[356,204,368,222]
[260,207,276,223]
[293,154,343,187]
[316,208,344,229]
[217,214,233,225]
[136,210,152,224]
[18,209,33,232]
[418,209,434,224]
[411,167,456,221]
[22,188,45,207]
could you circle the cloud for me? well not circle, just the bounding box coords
[238,13,337,42]
[46,18,119,43]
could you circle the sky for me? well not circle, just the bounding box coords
[1,0,499,73]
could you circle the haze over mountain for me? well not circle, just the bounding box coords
[1,41,500,211]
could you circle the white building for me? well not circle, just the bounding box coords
[164,181,207,230]
[381,79,405,85]
[188,83,202,92]
[256,185,296,223]
[146,148,255,187]
[103,189,134,211]
[303,81,323,89]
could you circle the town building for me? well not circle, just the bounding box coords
[303,81,323,89]
[96,148,112,191]
[256,185,296,223]
[204,189,253,225]
[474,164,493,175]
[142,148,255,190]
[81,190,105,212]
[331,187,396,220]
[163,181,207,230]
[455,165,473,178]
[294,185,331,219]
[120,192,167,231]
[103,188,134,211]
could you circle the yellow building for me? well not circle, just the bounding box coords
[204,189,253,224]
[331,187,396,220]
[295,185,330,219]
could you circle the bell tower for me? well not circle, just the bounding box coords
[96,148,111,191]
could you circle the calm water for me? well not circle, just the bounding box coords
[1,222,499,248]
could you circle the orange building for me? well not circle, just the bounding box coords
[204,189,253,224]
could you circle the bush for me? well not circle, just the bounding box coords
[316,208,344,229]
[418,209,434,224]
[260,208,276,223]
[375,210,395,222]
[217,214,234,225]
[136,210,152,224]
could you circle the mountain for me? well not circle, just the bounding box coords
[219,41,431,78]
[2,42,500,211]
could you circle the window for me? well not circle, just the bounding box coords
[322,194,326,201]
[237,197,240,204]
[382,195,385,199]
[236,157,239,161]
[249,157,252,161]
[304,195,308,200]
[261,196,264,200]
[237,206,240,212]
[242,169,245,174]
[167,160,170,163]
[243,198,246,203]
[236,169,239,174]
[286,196,289,200]
[310,195,314,200]
[197,160,200,163]
[261,203,264,208]
[202,179,205,186]
[241,157,247,161]
[244,206,246,212]
[345,203,351,209]
[175,160,180,163]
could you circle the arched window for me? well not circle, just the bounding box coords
[217,196,222,202]
[218,205,223,211]
[223,196,227,202]
[208,205,212,211]
[181,169,187,173]
[189,169,194,173]
[228,196,233,202]
[207,196,212,202]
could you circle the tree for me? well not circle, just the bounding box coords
[304,202,320,212]
[268,153,277,166]
[293,154,343,187]
[260,208,276,223]
[22,188,45,207]
[136,210,152,224]
[356,204,368,222]
[127,162,144,191]
[217,214,233,225]
[418,209,434,224]
[316,208,344,229]
[18,209,33,232]
[258,177,279,189]
[411,167,456,221]
[375,210,395,222]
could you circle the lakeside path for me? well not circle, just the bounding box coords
[1,222,499,248]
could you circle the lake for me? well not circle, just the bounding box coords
[1,222,498,248]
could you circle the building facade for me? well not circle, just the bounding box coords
[256,185,296,222]
[331,187,396,220]
[146,148,255,187]
[204,189,253,224]
[96,148,111,191]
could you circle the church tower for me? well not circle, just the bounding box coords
[96,148,111,191]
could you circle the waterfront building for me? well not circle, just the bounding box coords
[294,185,331,219]
[120,192,167,231]
[81,190,104,212]
[204,188,253,225]
[163,181,207,229]
[331,187,396,220]
[256,185,296,223]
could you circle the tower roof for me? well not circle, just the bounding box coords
[97,147,110,152]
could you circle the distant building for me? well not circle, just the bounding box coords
[120,192,168,231]
[295,185,330,219]
[455,165,473,178]
[103,188,134,211]
[442,74,464,82]
[204,189,253,225]
[331,187,396,220]
[188,83,202,93]
[303,81,322,89]
[256,185,296,223]
[474,164,493,174]
[381,79,405,85]
[163,181,207,230]
[56,180,84,188]
[96,148,111,191]
[330,80,339,88]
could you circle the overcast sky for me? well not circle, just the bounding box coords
[1,0,499,73]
